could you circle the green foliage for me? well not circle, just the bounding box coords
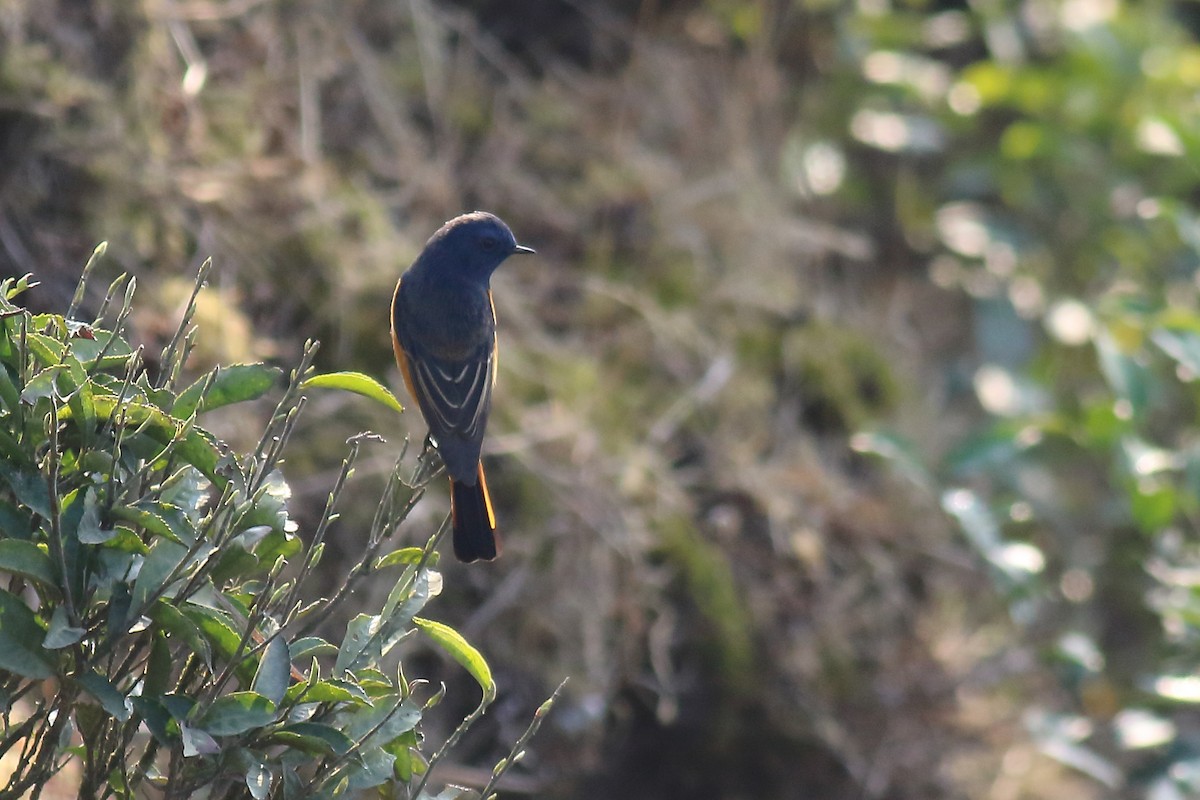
[850,3,1200,796]
[0,263,548,798]
[9,0,1200,796]
[657,515,753,693]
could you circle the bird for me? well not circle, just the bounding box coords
[390,212,534,562]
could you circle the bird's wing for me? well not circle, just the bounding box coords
[391,281,496,448]
[407,338,494,443]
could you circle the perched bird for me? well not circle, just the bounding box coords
[390,212,534,562]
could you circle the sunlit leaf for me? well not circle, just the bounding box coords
[283,679,359,706]
[413,617,495,703]
[174,363,281,420]
[110,501,195,546]
[301,371,403,416]
[61,397,225,486]
[375,547,437,570]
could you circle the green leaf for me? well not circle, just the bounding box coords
[0,465,52,518]
[0,539,58,591]
[20,364,66,404]
[251,637,291,707]
[174,364,282,420]
[381,563,438,626]
[0,363,21,413]
[63,397,225,487]
[1129,481,1177,533]
[211,544,260,584]
[413,617,495,703]
[43,605,86,649]
[162,693,197,721]
[343,693,422,747]
[3,273,36,301]
[335,614,381,674]
[76,488,115,545]
[388,730,419,782]
[180,722,220,756]
[283,679,359,706]
[354,667,393,696]
[71,330,134,371]
[943,419,1033,478]
[241,749,272,800]
[144,632,173,697]
[235,469,292,539]
[375,547,437,570]
[268,722,354,756]
[130,696,178,745]
[101,527,149,555]
[181,605,246,669]
[194,691,278,736]
[25,331,65,368]
[301,371,404,415]
[323,677,370,704]
[0,431,27,474]
[253,528,302,565]
[0,588,54,679]
[111,501,195,546]
[290,636,337,662]
[132,540,189,612]
[346,744,396,791]
[0,499,33,541]
[104,582,133,641]
[106,769,130,796]
[78,670,131,721]
[151,600,213,673]
[66,375,97,445]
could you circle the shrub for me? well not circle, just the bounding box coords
[0,252,551,799]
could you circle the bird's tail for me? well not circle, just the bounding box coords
[450,463,499,562]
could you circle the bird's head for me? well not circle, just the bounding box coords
[421,211,535,281]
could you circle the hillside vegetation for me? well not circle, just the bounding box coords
[3,1,1200,798]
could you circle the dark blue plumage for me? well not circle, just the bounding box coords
[390,212,533,562]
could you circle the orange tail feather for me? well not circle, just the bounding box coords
[450,463,499,562]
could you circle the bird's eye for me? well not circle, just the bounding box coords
[479,236,499,251]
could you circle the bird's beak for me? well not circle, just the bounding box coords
[513,244,536,255]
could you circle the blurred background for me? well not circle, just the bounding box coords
[4,0,1200,797]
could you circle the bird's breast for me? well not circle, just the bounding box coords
[400,275,494,361]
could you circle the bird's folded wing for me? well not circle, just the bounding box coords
[406,339,494,444]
